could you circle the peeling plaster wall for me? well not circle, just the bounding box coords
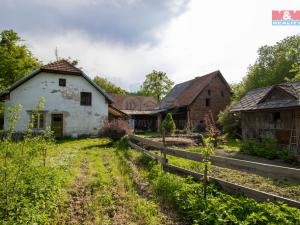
[4,72,108,136]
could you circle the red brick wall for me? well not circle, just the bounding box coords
[189,76,231,130]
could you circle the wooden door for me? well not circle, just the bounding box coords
[51,114,63,138]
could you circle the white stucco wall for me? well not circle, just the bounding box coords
[4,72,108,136]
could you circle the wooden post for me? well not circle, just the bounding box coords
[157,113,162,132]
[203,163,208,200]
[187,107,191,130]
[161,128,168,168]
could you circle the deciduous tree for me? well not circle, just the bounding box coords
[93,76,127,94]
[138,70,174,101]
[0,29,41,91]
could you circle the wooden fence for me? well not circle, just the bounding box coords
[128,134,300,208]
[128,134,300,183]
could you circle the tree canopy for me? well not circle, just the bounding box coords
[0,29,41,91]
[233,34,300,101]
[138,70,174,101]
[93,76,127,94]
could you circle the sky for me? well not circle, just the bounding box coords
[0,0,300,91]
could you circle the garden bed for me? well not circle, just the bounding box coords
[147,136,199,148]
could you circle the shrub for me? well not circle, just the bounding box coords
[161,113,176,135]
[100,119,129,141]
[114,136,130,151]
[218,105,241,139]
[240,134,289,160]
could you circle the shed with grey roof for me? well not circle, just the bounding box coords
[231,81,300,159]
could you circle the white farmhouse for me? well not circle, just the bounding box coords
[0,60,113,137]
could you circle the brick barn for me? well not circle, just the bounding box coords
[157,70,231,131]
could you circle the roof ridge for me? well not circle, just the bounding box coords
[41,59,82,73]
[247,80,300,93]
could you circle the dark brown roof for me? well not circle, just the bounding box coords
[41,60,82,75]
[108,105,128,118]
[231,81,300,112]
[109,93,157,111]
[0,60,113,103]
[159,70,230,109]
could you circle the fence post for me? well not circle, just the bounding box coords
[203,163,208,200]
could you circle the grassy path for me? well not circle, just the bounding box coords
[56,138,181,225]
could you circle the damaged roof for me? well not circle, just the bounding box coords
[0,60,113,103]
[159,70,230,109]
[109,93,157,113]
[231,81,300,112]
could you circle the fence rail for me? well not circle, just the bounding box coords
[128,135,300,208]
[128,134,300,183]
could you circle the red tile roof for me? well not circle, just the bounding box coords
[109,93,157,111]
[41,60,82,75]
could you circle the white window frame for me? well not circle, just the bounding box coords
[30,112,45,130]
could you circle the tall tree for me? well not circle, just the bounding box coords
[0,29,41,91]
[138,70,174,101]
[93,76,127,94]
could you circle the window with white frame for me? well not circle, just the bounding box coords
[30,112,45,129]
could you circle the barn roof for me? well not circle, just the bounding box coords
[0,60,113,103]
[159,70,230,109]
[231,81,300,112]
[109,93,157,114]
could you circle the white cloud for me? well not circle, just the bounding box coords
[23,0,300,91]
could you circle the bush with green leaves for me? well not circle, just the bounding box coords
[240,134,289,160]
[161,113,176,135]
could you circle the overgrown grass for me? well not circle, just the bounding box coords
[164,152,300,202]
[57,138,171,224]
[219,138,241,151]
[123,148,300,224]
[0,136,84,224]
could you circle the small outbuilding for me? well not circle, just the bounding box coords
[231,81,300,158]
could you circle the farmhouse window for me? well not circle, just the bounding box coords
[30,112,44,129]
[221,90,224,97]
[59,78,66,87]
[208,89,211,95]
[81,92,92,106]
[205,98,210,107]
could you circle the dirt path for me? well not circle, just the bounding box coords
[64,158,90,224]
